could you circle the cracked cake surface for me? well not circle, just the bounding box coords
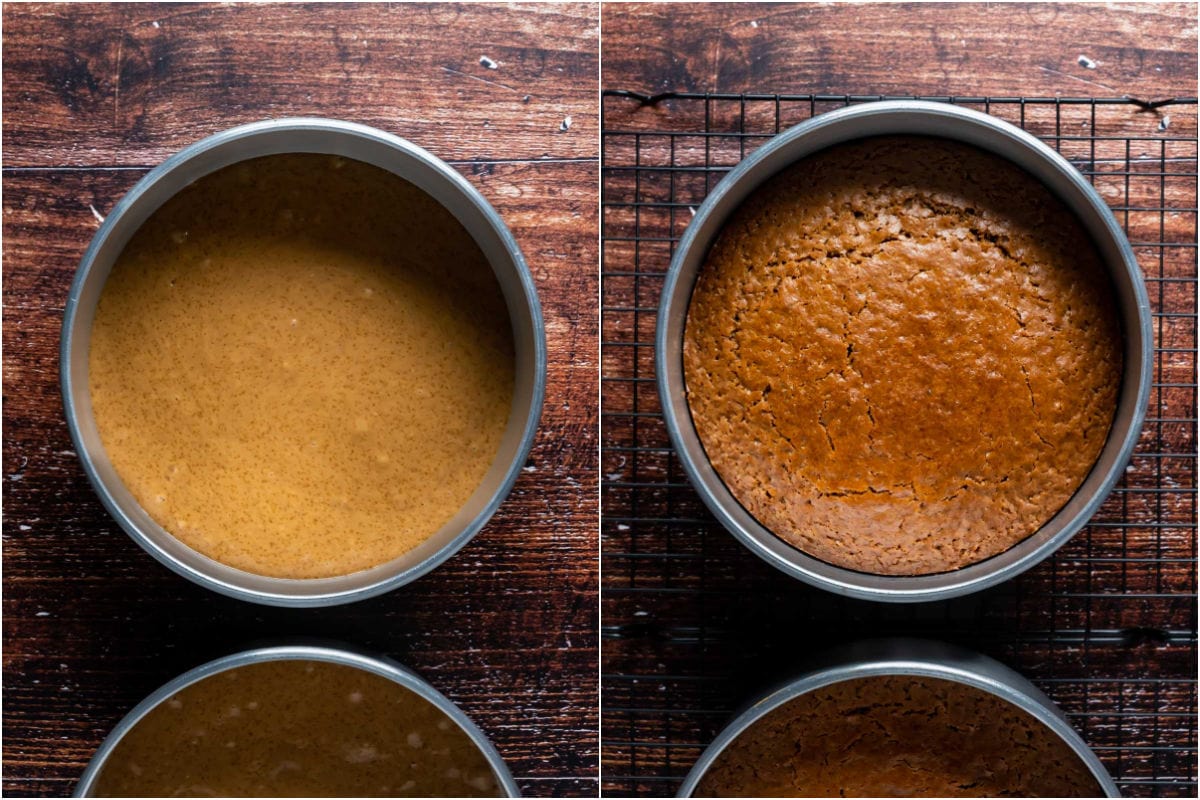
[683,135,1122,575]
[694,675,1102,797]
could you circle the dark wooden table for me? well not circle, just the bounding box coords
[3,3,598,796]
[600,3,1197,797]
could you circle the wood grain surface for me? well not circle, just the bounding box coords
[600,3,1197,798]
[2,3,598,797]
[601,2,1197,100]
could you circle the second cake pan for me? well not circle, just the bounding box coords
[73,642,522,797]
[676,638,1119,797]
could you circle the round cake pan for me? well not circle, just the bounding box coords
[73,642,521,797]
[61,118,546,607]
[657,100,1151,602]
[677,637,1119,797]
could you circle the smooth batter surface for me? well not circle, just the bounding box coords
[89,154,514,578]
[695,676,1102,797]
[684,136,1122,575]
[92,659,503,797]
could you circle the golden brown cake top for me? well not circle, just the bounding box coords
[695,675,1102,797]
[683,135,1122,575]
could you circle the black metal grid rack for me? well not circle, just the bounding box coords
[600,93,1198,797]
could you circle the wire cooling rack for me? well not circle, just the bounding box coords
[600,93,1198,797]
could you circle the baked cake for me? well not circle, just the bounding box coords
[683,135,1122,575]
[695,675,1102,797]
